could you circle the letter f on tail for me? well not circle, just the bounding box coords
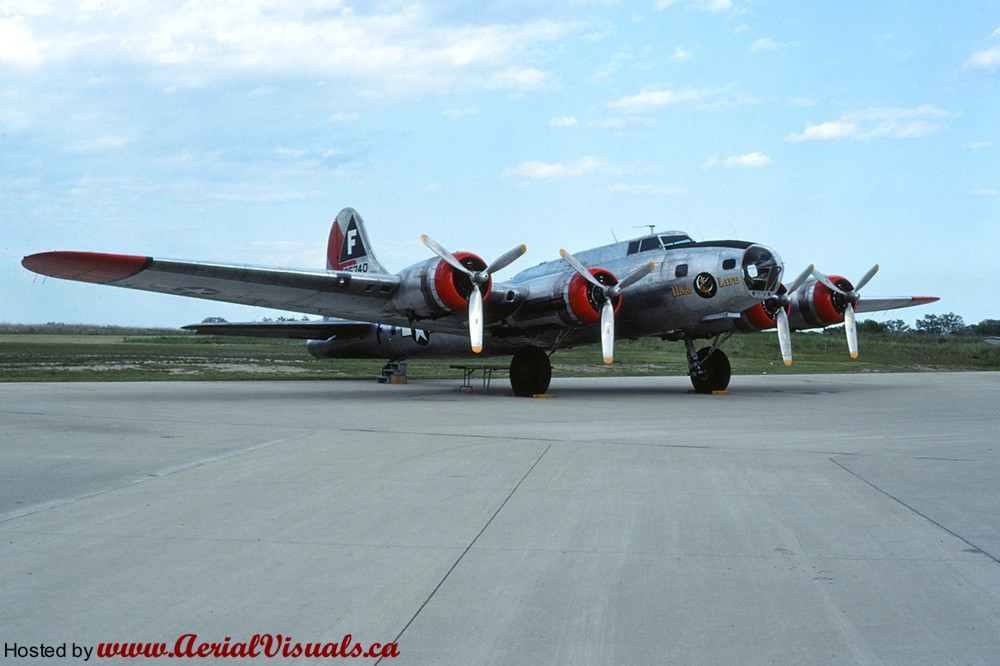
[327,208,388,273]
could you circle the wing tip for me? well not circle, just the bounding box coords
[22,251,152,284]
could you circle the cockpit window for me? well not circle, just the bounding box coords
[639,236,661,252]
[627,233,695,255]
[742,245,782,297]
[660,234,693,247]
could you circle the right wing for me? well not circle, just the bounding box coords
[22,251,404,324]
[181,319,375,340]
[854,296,940,314]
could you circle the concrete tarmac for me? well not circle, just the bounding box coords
[2,372,999,664]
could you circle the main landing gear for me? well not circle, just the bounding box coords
[685,335,732,393]
[509,346,552,397]
[506,338,732,396]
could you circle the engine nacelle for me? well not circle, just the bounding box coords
[793,274,853,327]
[737,284,789,332]
[739,274,857,332]
[566,268,621,325]
[512,266,622,329]
[391,252,490,319]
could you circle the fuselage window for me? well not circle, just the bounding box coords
[722,258,736,270]
[675,264,688,278]
[627,240,641,255]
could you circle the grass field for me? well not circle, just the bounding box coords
[2,323,998,383]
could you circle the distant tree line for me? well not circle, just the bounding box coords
[858,314,1000,338]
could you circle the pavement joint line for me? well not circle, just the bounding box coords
[0,432,315,525]
[376,444,553,665]
[829,456,1000,565]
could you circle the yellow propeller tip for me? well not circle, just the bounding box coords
[783,360,793,366]
[603,357,614,365]
[472,346,483,354]
[850,353,858,359]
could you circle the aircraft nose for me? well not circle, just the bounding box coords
[742,245,783,298]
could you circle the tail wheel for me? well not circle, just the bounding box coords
[690,347,731,394]
[509,346,552,397]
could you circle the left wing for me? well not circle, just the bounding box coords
[21,251,403,323]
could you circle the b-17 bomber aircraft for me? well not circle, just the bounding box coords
[22,208,938,395]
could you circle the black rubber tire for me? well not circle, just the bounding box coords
[509,346,552,397]
[690,347,731,393]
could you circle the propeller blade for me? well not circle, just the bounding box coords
[487,244,527,275]
[811,268,846,296]
[421,235,472,275]
[854,264,879,292]
[559,249,606,291]
[787,264,815,294]
[469,283,484,354]
[616,261,656,292]
[776,307,793,366]
[601,299,615,365]
[845,302,858,359]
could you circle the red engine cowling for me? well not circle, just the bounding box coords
[739,285,789,332]
[798,274,853,327]
[429,251,490,312]
[565,267,621,325]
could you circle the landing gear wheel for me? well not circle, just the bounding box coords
[690,347,731,394]
[509,346,552,397]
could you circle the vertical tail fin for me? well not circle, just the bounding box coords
[327,208,389,274]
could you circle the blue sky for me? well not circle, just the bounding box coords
[3,0,999,327]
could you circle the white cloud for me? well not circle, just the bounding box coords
[786,106,951,142]
[72,135,129,152]
[486,66,549,91]
[328,111,360,124]
[749,38,779,53]
[590,52,633,82]
[789,97,817,107]
[504,156,613,181]
[657,0,733,12]
[965,46,1000,71]
[549,116,577,127]
[970,189,999,197]
[607,87,715,113]
[702,152,774,170]
[0,17,44,65]
[0,3,571,95]
[670,46,692,62]
[962,141,993,150]
[786,121,858,142]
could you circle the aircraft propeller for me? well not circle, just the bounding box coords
[421,235,527,353]
[811,264,879,359]
[764,264,814,366]
[559,249,655,364]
